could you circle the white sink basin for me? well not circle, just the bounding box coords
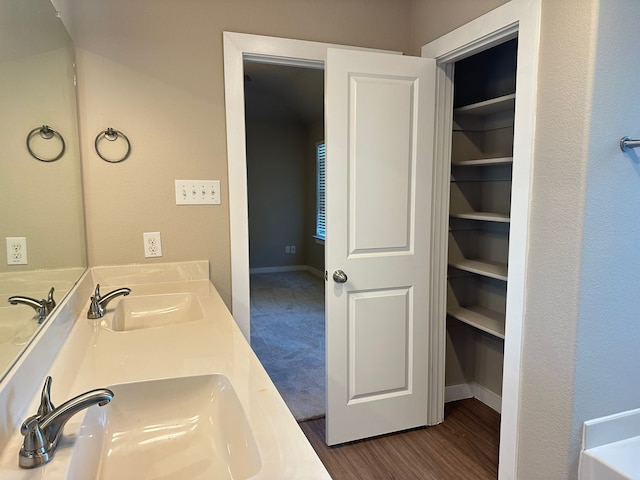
[68,375,262,480]
[102,293,205,331]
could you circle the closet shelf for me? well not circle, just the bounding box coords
[447,305,505,339]
[452,157,513,167]
[449,259,508,281]
[454,93,516,116]
[450,178,512,183]
[450,212,510,223]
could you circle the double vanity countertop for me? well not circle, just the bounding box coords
[0,261,331,479]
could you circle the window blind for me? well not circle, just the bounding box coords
[316,142,326,240]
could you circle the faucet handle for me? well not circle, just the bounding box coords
[37,376,55,417]
[19,415,50,468]
[87,295,103,319]
[94,284,102,300]
[45,288,56,310]
[20,415,47,450]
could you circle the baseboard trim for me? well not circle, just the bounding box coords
[250,265,324,278]
[249,265,307,274]
[445,382,502,413]
[305,266,324,278]
[445,383,474,403]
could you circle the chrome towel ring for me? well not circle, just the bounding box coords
[26,125,65,162]
[94,127,131,163]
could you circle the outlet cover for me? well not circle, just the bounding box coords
[175,180,221,205]
[6,237,27,265]
[143,232,162,258]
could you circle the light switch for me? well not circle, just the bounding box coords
[175,180,221,205]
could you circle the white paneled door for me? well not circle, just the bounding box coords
[325,48,436,445]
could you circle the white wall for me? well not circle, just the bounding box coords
[518,0,640,478]
[572,0,640,472]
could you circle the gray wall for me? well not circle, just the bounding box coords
[246,121,307,269]
[246,120,324,273]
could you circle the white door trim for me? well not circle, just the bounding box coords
[421,1,541,479]
[223,31,398,339]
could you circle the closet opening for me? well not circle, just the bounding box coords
[444,35,518,456]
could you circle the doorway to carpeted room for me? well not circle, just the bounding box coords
[249,270,325,421]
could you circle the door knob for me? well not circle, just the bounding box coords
[332,270,348,283]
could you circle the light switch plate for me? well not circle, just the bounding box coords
[6,237,27,265]
[175,180,221,205]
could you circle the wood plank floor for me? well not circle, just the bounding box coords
[299,399,500,480]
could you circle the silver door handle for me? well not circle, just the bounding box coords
[332,270,348,283]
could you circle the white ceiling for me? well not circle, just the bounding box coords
[243,61,324,125]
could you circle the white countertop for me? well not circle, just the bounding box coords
[0,262,331,479]
[579,406,640,480]
[581,436,640,480]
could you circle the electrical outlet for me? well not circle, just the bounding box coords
[290,246,296,254]
[143,232,162,258]
[6,237,27,265]
[285,246,291,254]
[175,180,221,205]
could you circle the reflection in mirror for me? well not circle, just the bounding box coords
[0,0,86,380]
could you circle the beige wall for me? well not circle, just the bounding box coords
[409,0,509,54]
[516,1,597,475]
[0,13,85,274]
[70,0,413,306]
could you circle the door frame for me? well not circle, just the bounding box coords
[422,1,541,478]
[223,32,397,339]
[223,0,541,469]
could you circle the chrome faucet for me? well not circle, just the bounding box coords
[87,284,131,319]
[18,376,114,468]
[8,287,56,323]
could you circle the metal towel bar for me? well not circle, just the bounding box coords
[619,136,640,152]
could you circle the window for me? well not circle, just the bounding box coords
[315,142,326,241]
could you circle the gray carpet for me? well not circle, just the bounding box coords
[250,271,325,421]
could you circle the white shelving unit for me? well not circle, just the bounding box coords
[453,93,516,116]
[450,211,510,223]
[451,156,513,167]
[445,38,518,401]
[449,258,508,282]
[446,305,506,339]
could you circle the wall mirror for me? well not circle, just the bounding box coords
[0,0,86,380]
